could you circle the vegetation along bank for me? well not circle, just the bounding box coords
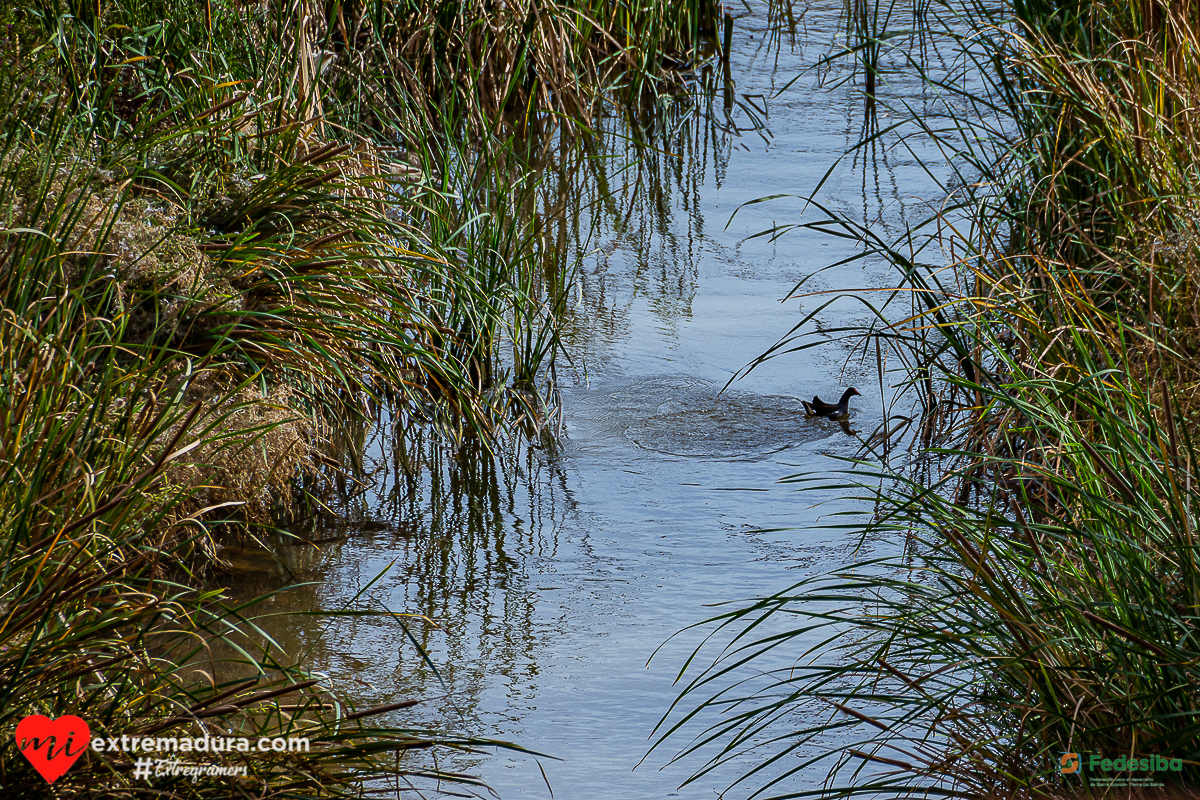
[658,0,1200,797]
[0,0,721,795]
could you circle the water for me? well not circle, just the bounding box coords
[225,2,963,796]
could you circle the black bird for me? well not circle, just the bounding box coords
[802,387,861,419]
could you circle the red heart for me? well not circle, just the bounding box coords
[15,714,90,783]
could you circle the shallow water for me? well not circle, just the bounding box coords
[226,2,963,796]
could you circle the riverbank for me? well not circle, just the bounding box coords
[0,0,719,794]
[659,0,1200,796]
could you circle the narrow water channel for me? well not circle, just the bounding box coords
[227,2,961,796]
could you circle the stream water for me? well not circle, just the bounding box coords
[226,1,962,796]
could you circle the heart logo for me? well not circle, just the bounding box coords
[15,714,90,783]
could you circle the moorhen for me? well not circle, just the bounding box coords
[802,387,861,419]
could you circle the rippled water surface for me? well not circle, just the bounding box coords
[228,2,963,796]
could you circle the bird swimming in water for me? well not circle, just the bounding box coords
[802,387,860,419]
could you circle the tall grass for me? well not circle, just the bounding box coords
[311,0,727,132]
[0,0,709,791]
[0,172,521,794]
[655,0,1200,796]
[0,104,526,798]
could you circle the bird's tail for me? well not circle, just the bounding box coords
[802,400,816,416]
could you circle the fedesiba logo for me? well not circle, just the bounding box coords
[1058,751,1182,777]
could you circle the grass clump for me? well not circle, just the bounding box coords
[654,0,1200,797]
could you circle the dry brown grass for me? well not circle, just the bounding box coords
[165,378,323,529]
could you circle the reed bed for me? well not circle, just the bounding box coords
[655,0,1200,797]
[268,0,726,134]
